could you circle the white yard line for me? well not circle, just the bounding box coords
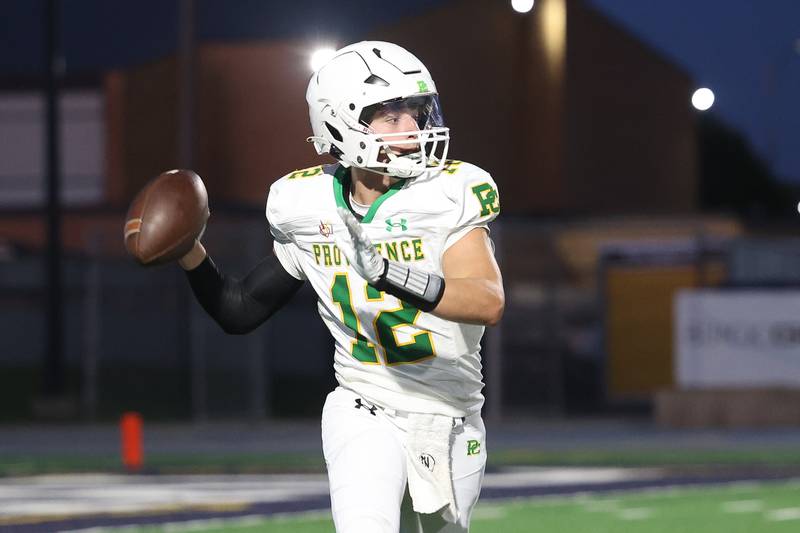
[0,474,330,518]
[721,499,764,513]
[0,468,659,519]
[3,471,800,529]
[581,499,620,512]
[481,467,662,489]
[62,514,276,533]
[618,507,654,520]
[470,506,508,520]
[765,508,800,521]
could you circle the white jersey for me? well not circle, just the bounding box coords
[266,160,500,417]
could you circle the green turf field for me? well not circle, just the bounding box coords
[119,480,800,532]
[3,448,800,476]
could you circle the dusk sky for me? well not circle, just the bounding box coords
[587,0,800,184]
[1,0,798,182]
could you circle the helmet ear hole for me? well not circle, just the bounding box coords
[325,122,344,142]
[329,145,344,161]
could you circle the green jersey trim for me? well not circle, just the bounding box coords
[333,165,349,211]
[332,165,404,224]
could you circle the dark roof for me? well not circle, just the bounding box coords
[0,0,454,76]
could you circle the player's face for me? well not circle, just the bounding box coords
[368,106,420,153]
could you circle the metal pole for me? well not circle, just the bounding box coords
[247,233,267,421]
[82,232,101,420]
[248,329,267,421]
[178,0,195,168]
[596,253,610,408]
[262,321,273,418]
[43,0,64,396]
[486,220,504,423]
[190,298,207,422]
[545,265,565,415]
[177,0,201,421]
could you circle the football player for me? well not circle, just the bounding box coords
[179,41,503,532]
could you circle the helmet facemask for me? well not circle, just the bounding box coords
[356,94,449,178]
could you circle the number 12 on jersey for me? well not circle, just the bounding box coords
[331,273,435,365]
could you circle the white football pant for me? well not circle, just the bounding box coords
[321,386,487,533]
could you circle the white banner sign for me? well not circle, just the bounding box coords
[675,289,800,387]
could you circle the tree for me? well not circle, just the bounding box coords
[698,114,796,218]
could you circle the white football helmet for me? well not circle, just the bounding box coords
[306,41,449,178]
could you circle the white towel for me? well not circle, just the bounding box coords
[405,413,459,523]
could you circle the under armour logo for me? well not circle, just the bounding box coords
[385,218,407,232]
[419,453,436,472]
[354,398,377,416]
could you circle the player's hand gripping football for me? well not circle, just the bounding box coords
[124,169,209,267]
[335,207,387,284]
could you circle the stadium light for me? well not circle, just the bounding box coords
[511,0,535,14]
[691,88,715,111]
[310,48,337,72]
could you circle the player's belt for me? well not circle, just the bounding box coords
[353,393,466,423]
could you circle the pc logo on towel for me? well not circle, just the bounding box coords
[419,453,436,472]
[467,440,481,456]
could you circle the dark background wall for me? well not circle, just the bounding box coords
[104,0,696,216]
[566,0,696,214]
[0,0,751,422]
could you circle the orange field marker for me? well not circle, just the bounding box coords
[120,411,144,471]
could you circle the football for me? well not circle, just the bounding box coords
[124,169,210,266]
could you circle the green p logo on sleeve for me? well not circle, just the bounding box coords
[471,183,500,217]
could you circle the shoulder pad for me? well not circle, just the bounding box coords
[443,160,499,227]
[282,165,325,181]
[267,164,332,240]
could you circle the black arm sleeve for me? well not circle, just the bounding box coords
[184,254,304,335]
